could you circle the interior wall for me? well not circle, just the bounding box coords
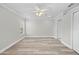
[55,5,79,49]
[55,10,74,49]
[0,5,24,51]
[26,17,57,37]
[62,12,72,48]
[73,11,79,53]
[55,13,64,39]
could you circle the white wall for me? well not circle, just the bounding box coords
[62,12,72,48]
[73,11,79,53]
[55,13,64,40]
[0,5,24,51]
[55,5,79,49]
[26,17,57,37]
[55,10,74,49]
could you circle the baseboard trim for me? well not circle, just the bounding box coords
[74,49,79,54]
[59,39,72,49]
[25,36,57,39]
[0,36,25,54]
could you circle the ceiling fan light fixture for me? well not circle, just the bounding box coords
[33,6,47,16]
[38,13,43,16]
[35,12,44,16]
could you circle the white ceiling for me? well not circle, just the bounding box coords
[1,3,70,19]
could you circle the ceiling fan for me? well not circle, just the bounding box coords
[33,6,48,16]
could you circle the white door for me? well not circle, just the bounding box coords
[73,11,79,53]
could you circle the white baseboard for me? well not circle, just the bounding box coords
[59,39,72,49]
[25,36,57,39]
[0,36,25,54]
[74,49,79,54]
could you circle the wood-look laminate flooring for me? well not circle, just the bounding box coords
[0,37,78,55]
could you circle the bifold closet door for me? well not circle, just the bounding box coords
[73,11,79,53]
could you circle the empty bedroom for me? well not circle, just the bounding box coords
[0,3,79,55]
